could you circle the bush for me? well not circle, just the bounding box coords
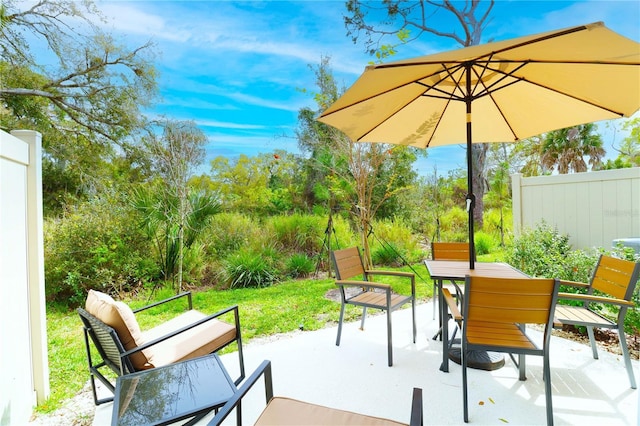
[505,221,576,278]
[286,253,315,278]
[370,217,423,262]
[44,198,157,306]
[371,242,406,266]
[203,213,262,257]
[220,249,279,288]
[473,231,495,255]
[268,214,325,256]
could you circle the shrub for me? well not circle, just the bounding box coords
[44,198,157,306]
[505,221,574,278]
[438,207,469,241]
[473,231,494,255]
[371,242,406,266]
[286,253,315,278]
[220,249,279,288]
[268,214,325,256]
[370,217,423,262]
[203,213,261,257]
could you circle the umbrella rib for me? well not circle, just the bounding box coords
[414,62,467,101]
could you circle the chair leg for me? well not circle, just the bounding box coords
[235,339,245,386]
[412,299,417,343]
[432,282,437,320]
[587,326,599,359]
[543,353,554,426]
[518,353,526,381]
[387,309,393,367]
[462,345,469,423]
[618,327,637,389]
[360,307,368,330]
[336,303,345,346]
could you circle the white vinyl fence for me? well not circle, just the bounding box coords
[0,130,48,425]
[511,168,640,251]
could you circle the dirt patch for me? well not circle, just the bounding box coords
[552,325,639,360]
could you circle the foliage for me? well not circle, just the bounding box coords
[541,124,605,173]
[1,0,158,210]
[297,57,419,268]
[286,253,315,278]
[344,0,495,52]
[473,231,494,256]
[371,242,406,266]
[369,218,423,263]
[202,213,262,258]
[137,120,213,292]
[268,214,326,256]
[343,0,495,229]
[132,184,220,289]
[44,198,157,305]
[505,221,576,278]
[220,249,280,289]
[601,116,640,169]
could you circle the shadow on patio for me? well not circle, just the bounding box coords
[94,302,638,425]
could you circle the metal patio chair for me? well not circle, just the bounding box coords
[78,289,245,405]
[331,247,416,366]
[207,360,424,426]
[554,254,640,389]
[461,275,560,426]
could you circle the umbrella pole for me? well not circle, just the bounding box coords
[465,63,476,270]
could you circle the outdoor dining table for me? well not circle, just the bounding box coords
[424,259,530,372]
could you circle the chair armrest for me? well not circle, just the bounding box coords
[442,288,462,322]
[121,305,241,360]
[559,280,589,289]
[366,270,416,297]
[336,280,391,291]
[365,270,414,279]
[207,360,273,426]
[133,291,193,313]
[410,388,423,426]
[557,292,634,307]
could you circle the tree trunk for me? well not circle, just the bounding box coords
[471,143,488,229]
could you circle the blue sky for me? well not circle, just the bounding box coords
[95,0,640,176]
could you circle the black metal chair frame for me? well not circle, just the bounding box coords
[207,360,423,426]
[78,292,244,405]
[461,276,560,426]
[554,254,640,389]
[331,247,416,367]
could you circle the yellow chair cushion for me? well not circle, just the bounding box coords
[255,397,408,426]
[141,310,236,368]
[85,289,148,369]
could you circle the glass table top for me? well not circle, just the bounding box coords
[113,354,235,426]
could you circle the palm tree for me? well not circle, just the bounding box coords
[541,123,605,174]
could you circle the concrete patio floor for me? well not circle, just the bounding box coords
[94,302,639,425]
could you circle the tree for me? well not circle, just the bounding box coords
[344,0,495,229]
[136,120,218,293]
[1,0,158,213]
[299,57,415,267]
[602,117,640,169]
[541,124,605,174]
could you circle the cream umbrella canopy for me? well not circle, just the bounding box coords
[317,22,640,269]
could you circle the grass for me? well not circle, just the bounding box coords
[39,265,433,414]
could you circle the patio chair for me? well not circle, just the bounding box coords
[207,360,423,426]
[554,254,640,389]
[331,247,416,366]
[461,276,560,426]
[77,289,245,405]
[430,242,472,319]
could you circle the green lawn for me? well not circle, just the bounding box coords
[41,265,433,413]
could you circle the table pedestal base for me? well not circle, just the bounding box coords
[448,340,505,371]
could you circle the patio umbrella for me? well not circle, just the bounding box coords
[317,22,640,269]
